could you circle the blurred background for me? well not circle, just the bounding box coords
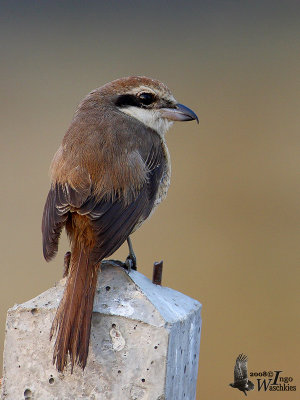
[0,1,299,398]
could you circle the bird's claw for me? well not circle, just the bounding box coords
[125,253,137,273]
[124,258,133,273]
[101,258,136,274]
[101,259,124,268]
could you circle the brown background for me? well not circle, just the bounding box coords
[0,1,299,398]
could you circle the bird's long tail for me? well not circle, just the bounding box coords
[50,244,99,372]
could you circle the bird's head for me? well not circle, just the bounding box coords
[89,76,198,137]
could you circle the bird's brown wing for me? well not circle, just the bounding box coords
[42,143,164,263]
[234,354,249,384]
[42,183,91,261]
[87,143,165,262]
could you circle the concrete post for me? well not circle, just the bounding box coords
[1,263,202,400]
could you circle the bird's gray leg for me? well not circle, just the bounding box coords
[125,237,137,272]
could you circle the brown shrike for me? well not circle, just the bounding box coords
[42,76,198,372]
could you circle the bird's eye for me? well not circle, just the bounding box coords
[138,92,155,105]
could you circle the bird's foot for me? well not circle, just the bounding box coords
[101,252,137,274]
[124,253,137,273]
[125,237,137,272]
[101,259,124,269]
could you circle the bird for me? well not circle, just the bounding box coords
[229,354,255,395]
[42,76,198,372]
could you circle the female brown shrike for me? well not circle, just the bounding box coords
[42,76,198,372]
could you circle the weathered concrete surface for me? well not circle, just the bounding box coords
[1,263,202,400]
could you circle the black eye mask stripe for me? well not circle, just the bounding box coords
[115,94,142,108]
[115,92,156,108]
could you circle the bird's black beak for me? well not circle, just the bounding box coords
[159,103,199,124]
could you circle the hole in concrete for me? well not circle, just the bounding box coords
[31,308,37,315]
[49,377,54,384]
[154,346,158,349]
[106,286,111,291]
[141,378,145,382]
[118,370,121,374]
[24,388,32,399]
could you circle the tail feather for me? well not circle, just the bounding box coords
[50,245,99,372]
